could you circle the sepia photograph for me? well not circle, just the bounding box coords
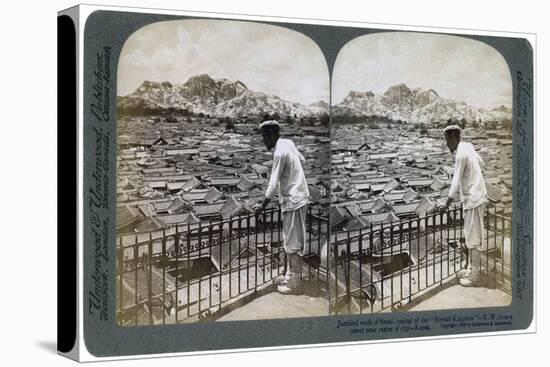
[115,19,331,325]
[329,32,513,314]
[50,2,537,362]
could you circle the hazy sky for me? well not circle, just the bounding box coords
[332,32,512,109]
[118,20,329,105]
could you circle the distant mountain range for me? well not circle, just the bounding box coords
[118,74,329,118]
[118,77,512,124]
[332,83,512,124]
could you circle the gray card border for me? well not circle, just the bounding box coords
[81,9,534,357]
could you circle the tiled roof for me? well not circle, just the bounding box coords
[136,217,164,232]
[363,212,400,225]
[193,202,226,217]
[383,178,400,193]
[236,177,257,192]
[486,182,505,202]
[357,198,386,213]
[118,192,130,202]
[137,204,155,217]
[209,177,241,186]
[251,163,269,175]
[203,188,224,203]
[220,196,244,219]
[308,185,323,204]
[147,181,166,189]
[345,216,370,231]
[165,182,185,191]
[353,183,371,191]
[142,166,180,175]
[117,205,142,229]
[158,212,200,226]
[371,183,387,192]
[392,201,421,216]
[415,197,436,217]
[330,206,353,227]
[166,197,191,214]
[407,178,434,187]
[180,177,203,192]
[430,177,449,191]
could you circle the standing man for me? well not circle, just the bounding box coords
[443,125,487,287]
[254,118,310,294]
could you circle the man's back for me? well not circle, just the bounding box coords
[449,141,487,209]
[265,138,309,212]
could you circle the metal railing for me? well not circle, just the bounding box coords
[484,205,512,294]
[117,206,329,325]
[330,204,512,314]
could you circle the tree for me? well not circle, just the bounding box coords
[367,121,379,129]
[419,123,428,135]
[320,113,330,126]
[225,117,235,130]
[502,118,512,131]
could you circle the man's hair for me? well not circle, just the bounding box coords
[260,124,280,136]
[259,113,280,136]
[444,128,461,139]
[261,113,275,122]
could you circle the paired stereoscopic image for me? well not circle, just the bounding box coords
[115,20,330,325]
[115,21,513,326]
[330,32,512,315]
